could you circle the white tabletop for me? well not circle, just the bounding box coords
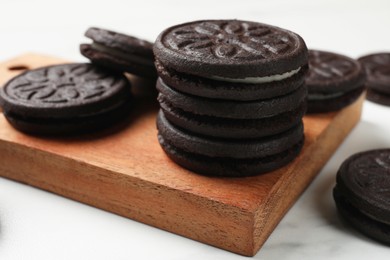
[1,0,390,259]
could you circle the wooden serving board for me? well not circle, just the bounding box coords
[0,53,364,256]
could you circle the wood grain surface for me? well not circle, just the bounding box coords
[0,54,364,256]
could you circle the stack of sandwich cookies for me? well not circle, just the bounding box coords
[81,27,157,78]
[154,20,308,177]
[333,149,390,245]
[306,50,366,113]
[358,53,390,106]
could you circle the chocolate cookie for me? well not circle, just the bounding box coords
[153,20,308,101]
[0,63,132,135]
[157,111,304,177]
[156,78,307,119]
[306,50,365,113]
[333,149,390,244]
[358,53,390,106]
[80,27,156,78]
[160,95,306,139]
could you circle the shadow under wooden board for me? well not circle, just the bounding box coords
[0,53,364,256]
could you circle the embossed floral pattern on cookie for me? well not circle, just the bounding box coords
[162,20,297,61]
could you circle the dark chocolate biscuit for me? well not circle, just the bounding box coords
[335,149,390,224]
[157,110,304,158]
[307,86,365,113]
[158,128,304,177]
[358,53,390,95]
[366,89,390,106]
[154,20,308,78]
[306,50,365,113]
[81,27,156,78]
[333,149,390,244]
[159,95,306,139]
[155,59,308,101]
[358,53,390,106]
[334,188,390,245]
[0,63,131,135]
[156,78,307,119]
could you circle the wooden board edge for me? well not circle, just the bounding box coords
[250,94,364,256]
[0,138,256,255]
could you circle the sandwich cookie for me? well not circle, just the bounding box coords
[154,20,308,101]
[156,78,307,119]
[306,50,365,113]
[80,27,157,78]
[157,111,304,176]
[358,53,390,106]
[333,149,390,245]
[157,78,306,138]
[0,63,132,135]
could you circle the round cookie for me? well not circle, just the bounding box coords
[154,20,308,78]
[159,95,306,139]
[155,59,308,101]
[366,89,390,106]
[333,188,390,245]
[333,149,390,244]
[358,53,390,94]
[157,110,304,158]
[0,63,132,135]
[306,50,365,113]
[358,53,390,106]
[156,78,307,119]
[157,111,304,177]
[80,27,156,78]
[153,20,308,101]
[307,87,365,113]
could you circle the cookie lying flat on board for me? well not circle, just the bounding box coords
[80,27,157,78]
[333,149,390,245]
[358,53,390,106]
[306,50,365,113]
[0,63,132,135]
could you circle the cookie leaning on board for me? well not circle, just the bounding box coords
[81,27,157,79]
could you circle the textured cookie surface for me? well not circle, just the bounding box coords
[306,50,365,94]
[336,149,390,225]
[85,27,154,57]
[154,20,308,78]
[0,63,131,134]
[306,50,365,113]
[0,63,131,118]
[358,53,390,95]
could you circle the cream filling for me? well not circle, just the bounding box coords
[91,43,154,66]
[207,67,301,84]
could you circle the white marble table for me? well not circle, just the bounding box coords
[0,0,389,259]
